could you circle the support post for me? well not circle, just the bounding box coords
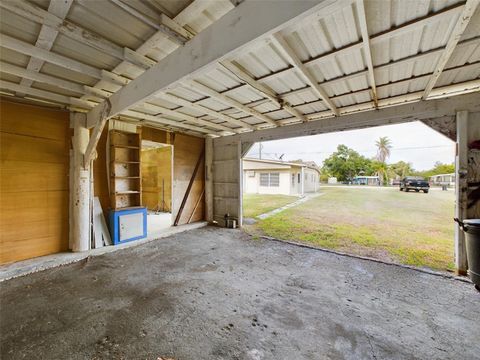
[455,110,468,274]
[72,113,91,252]
[205,136,214,223]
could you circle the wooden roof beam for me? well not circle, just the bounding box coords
[271,32,339,116]
[422,0,479,99]
[16,0,73,96]
[110,0,193,45]
[156,92,255,131]
[0,0,155,70]
[220,60,308,122]
[185,79,278,127]
[356,0,378,107]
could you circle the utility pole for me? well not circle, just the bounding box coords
[258,142,263,159]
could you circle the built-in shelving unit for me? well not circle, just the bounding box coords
[109,130,142,209]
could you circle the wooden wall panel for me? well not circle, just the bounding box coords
[173,133,205,225]
[0,100,70,264]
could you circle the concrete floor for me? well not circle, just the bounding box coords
[1,227,479,360]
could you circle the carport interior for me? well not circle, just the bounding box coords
[1,0,480,357]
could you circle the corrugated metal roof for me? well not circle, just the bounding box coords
[0,0,479,137]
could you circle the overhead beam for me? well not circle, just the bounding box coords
[185,79,278,127]
[77,0,211,103]
[17,0,73,95]
[214,92,480,145]
[271,32,339,115]
[156,92,255,131]
[229,2,465,89]
[0,0,153,70]
[220,60,308,122]
[422,0,479,99]
[110,0,192,45]
[84,0,342,128]
[356,0,378,107]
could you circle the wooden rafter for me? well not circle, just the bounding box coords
[271,33,338,115]
[219,61,308,122]
[0,0,154,70]
[17,0,73,95]
[185,79,278,127]
[356,0,378,107]
[229,2,466,89]
[156,92,256,131]
[110,0,192,45]
[422,0,480,99]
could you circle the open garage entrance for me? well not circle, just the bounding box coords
[240,121,459,271]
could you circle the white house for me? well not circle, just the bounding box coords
[430,173,455,187]
[243,158,320,196]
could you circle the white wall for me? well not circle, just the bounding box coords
[304,168,320,193]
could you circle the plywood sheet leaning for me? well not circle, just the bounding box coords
[93,197,112,248]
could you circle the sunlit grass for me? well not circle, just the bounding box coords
[242,194,298,218]
[246,187,455,271]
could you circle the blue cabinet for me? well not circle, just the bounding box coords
[109,207,147,245]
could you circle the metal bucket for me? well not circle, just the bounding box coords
[455,218,480,289]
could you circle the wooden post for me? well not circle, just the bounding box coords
[455,110,468,274]
[205,136,214,223]
[72,113,91,252]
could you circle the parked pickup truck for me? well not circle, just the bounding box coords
[400,176,430,193]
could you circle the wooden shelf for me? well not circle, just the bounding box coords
[109,130,142,209]
[112,145,140,149]
[111,160,140,164]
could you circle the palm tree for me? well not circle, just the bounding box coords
[375,136,392,163]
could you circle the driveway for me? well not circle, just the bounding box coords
[1,227,478,359]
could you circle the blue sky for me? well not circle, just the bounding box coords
[246,121,455,171]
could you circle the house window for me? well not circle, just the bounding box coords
[298,173,300,183]
[260,173,279,187]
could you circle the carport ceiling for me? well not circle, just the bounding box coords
[1,0,479,138]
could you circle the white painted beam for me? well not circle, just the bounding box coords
[356,0,378,107]
[156,92,255,131]
[422,0,479,99]
[220,60,308,122]
[110,0,191,45]
[185,79,278,127]
[0,0,153,70]
[84,0,341,128]
[214,92,480,145]
[271,32,339,115]
[17,0,73,94]
[136,102,236,133]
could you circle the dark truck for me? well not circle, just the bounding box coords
[400,176,430,193]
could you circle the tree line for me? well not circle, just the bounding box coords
[320,137,454,184]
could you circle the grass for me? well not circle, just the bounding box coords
[242,194,299,218]
[244,187,455,271]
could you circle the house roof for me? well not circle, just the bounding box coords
[243,157,320,173]
[0,0,479,137]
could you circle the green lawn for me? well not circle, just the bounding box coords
[243,194,299,218]
[244,187,455,271]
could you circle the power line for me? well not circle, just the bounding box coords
[249,144,453,156]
